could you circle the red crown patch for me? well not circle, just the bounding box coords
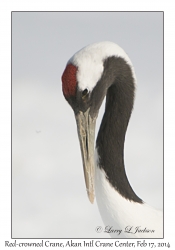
[62,64,78,98]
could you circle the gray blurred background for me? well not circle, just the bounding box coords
[12,12,163,238]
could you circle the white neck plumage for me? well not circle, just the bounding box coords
[95,149,163,238]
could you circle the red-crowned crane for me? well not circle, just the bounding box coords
[61,41,163,238]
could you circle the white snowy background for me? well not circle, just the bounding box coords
[12,12,163,238]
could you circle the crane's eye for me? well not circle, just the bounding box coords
[82,88,89,99]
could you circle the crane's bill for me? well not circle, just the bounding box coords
[75,109,96,203]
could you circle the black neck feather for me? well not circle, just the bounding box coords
[96,57,142,203]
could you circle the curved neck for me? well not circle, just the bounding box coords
[96,57,142,203]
